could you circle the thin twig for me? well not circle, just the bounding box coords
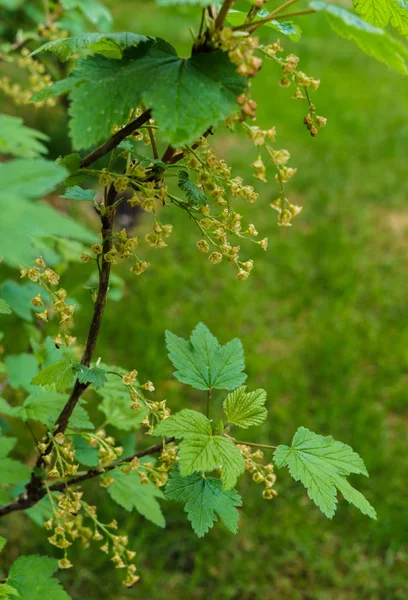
[215,0,236,30]
[80,110,152,169]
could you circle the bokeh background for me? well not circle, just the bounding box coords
[1,1,408,598]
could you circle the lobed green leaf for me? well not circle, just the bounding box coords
[223,386,268,428]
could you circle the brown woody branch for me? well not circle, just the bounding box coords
[0,439,174,518]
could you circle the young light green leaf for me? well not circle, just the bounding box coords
[178,171,207,207]
[0,299,11,315]
[166,322,246,391]
[8,555,72,600]
[227,10,302,41]
[274,426,376,519]
[72,363,107,389]
[0,583,19,599]
[154,409,245,489]
[32,32,149,61]
[35,39,245,148]
[0,114,48,158]
[31,359,74,392]
[223,386,268,429]
[5,353,39,392]
[166,468,242,537]
[108,469,166,527]
[353,0,408,39]
[60,186,96,202]
[310,1,408,74]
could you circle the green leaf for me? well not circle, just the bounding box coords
[0,114,48,158]
[178,171,207,207]
[227,10,302,41]
[60,186,96,202]
[0,434,16,457]
[5,354,39,392]
[274,427,376,519]
[0,159,66,200]
[310,1,408,74]
[25,494,55,527]
[72,364,107,389]
[166,468,242,537]
[0,159,94,268]
[353,0,408,39]
[36,39,245,148]
[0,583,19,599]
[166,322,247,391]
[96,366,146,431]
[72,436,99,467]
[32,32,149,61]
[0,299,11,315]
[31,359,74,392]
[0,536,6,553]
[223,386,267,429]
[8,555,71,600]
[60,0,112,30]
[0,458,31,485]
[108,469,166,527]
[154,409,245,489]
[0,392,92,429]
[0,281,42,321]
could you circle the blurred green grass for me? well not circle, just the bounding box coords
[2,1,408,598]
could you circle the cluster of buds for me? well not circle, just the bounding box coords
[270,196,302,227]
[145,221,173,249]
[262,42,326,136]
[40,432,78,478]
[0,48,57,107]
[140,398,170,435]
[85,430,124,469]
[21,257,76,347]
[238,445,278,500]
[217,28,262,79]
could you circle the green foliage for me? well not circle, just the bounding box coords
[32,32,149,61]
[0,158,94,268]
[0,536,6,553]
[0,392,93,429]
[165,323,246,391]
[310,1,408,74]
[60,186,97,202]
[72,363,107,389]
[274,427,376,519]
[60,0,112,30]
[0,431,31,485]
[223,386,267,429]
[154,409,245,489]
[166,468,242,537]
[0,299,11,315]
[7,555,71,600]
[31,359,74,392]
[0,281,42,321]
[0,583,19,599]
[34,39,245,148]
[178,171,207,207]
[0,114,48,158]
[108,469,166,527]
[5,353,38,392]
[353,0,408,38]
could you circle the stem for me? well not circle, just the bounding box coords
[141,102,159,159]
[227,436,277,451]
[215,0,235,30]
[168,127,213,164]
[0,438,175,518]
[274,8,316,19]
[233,0,301,32]
[206,388,212,419]
[80,109,152,169]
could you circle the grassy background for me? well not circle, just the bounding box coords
[1,1,408,598]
